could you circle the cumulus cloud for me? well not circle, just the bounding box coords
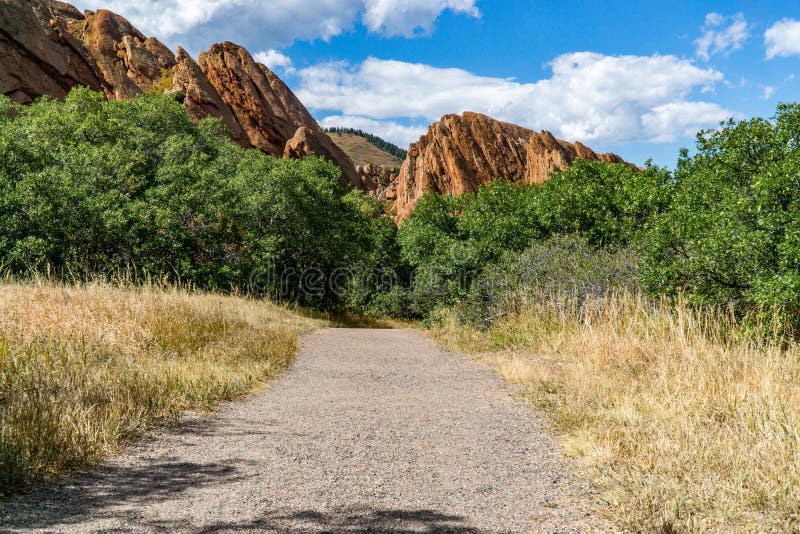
[296,53,734,147]
[760,85,776,100]
[695,12,749,61]
[363,0,480,36]
[765,18,800,59]
[319,115,427,147]
[254,50,294,73]
[70,0,479,49]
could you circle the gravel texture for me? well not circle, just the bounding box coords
[1,328,614,533]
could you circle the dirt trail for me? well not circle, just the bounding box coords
[1,329,612,533]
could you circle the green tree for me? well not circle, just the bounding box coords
[640,103,800,322]
[0,88,390,310]
[536,159,672,246]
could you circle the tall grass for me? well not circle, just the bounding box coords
[433,291,800,532]
[0,282,325,495]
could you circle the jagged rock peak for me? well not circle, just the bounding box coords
[80,8,175,99]
[171,46,247,143]
[394,112,631,221]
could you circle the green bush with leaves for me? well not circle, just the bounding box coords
[0,88,394,309]
[640,103,800,324]
[537,159,672,246]
[397,160,668,315]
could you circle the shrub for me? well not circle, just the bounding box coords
[397,160,667,317]
[0,89,390,310]
[640,103,800,326]
[537,159,672,246]
[454,234,639,328]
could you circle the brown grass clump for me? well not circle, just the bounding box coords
[433,292,800,532]
[0,282,324,495]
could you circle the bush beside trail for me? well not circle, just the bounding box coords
[0,89,406,311]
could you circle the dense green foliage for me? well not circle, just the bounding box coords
[6,88,800,328]
[640,104,800,324]
[397,160,670,316]
[323,127,408,160]
[0,89,403,309]
[400,103,800,332]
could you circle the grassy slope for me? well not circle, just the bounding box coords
[432,292,800,532]
[0,283,327,495]
[328,133,404,169]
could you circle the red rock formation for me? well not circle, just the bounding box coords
[394,112,631,221]
[80,9,175,99]
[192,42,358,186]
[356,165,399,202]
[0,0,106,103]
[283,126,364,190]
[171,46,246,143]
[0,1,359,188]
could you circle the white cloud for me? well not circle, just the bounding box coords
[320,115,427,147]
[296,53,734,147]
[363,0,480,36]
[695,12,749,61]
[761,85,776,100]
[765,18,800,59]
[254,50,294,73]
[641,102,735,142]
[70,0,479,49]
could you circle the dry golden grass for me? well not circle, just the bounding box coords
[327,133,403,169]
[433,292,800,532]
[0,281,326,495]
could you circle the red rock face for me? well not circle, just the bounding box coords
[80,9,175,99]
[187,42,358,186]
[171,46,246,144]
[0,1,359,188]
[359,165,399,202]
[394,112,631,221]
[0,0,107,103]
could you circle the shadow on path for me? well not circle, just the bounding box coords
[1,460,245,530]
[149,507,487,533]
[2,460,488,532]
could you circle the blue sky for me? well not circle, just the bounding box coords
[71,0,800,166]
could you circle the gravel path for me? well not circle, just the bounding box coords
[1,329,613,533]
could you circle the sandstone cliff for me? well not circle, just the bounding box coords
[394,112,629,220]
[0,0,359,187]
[356,164,398,202]
[0,0,106,103]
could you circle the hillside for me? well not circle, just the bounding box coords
[325,127,407,161]
[327,132,404,169]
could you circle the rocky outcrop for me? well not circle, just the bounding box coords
[171,46,246,143]
[181,42,358,186]
[0,1,358,187]
[196,42,300,157]
[0,0,107,103]
[80,9,175,99]
[356,165,399,201]
[284,125,356,176]
[394,112,630,220]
